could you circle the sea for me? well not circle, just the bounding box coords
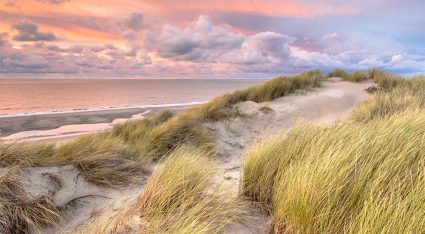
[0,79,264,117]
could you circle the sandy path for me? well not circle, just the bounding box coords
[209,79,372,233]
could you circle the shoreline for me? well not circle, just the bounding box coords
[0,101,206,118]
[0,104,195,140]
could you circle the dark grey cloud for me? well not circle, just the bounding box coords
[11,22,57,41]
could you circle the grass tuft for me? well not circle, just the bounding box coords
[351,76,425,122]
[243,74,425,233]
[136,147,249,233]
[0,133,151,187]
[0,69,321,232]
[115,70,323,161]
[328,68,369,82]
[243,113,425,233]
[0,169,61,233]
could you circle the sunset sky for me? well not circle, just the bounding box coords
[0,0,424,78]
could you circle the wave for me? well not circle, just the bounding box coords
[0,101,207,119]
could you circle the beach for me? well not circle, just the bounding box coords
[2,71,424,234]
[0,77,373,233]
[0,105,194,142]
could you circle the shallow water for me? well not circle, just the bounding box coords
[0,79,263,116]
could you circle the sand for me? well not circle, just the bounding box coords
[2,78,373,233]
[0,105,192,142]
[212,79,372,233]
[20,165,148,233]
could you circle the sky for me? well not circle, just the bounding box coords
[0,0,424,78]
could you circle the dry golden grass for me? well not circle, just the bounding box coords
[243,73,425,233]
[328,68,369,82]
[0,169,61,233]
[243,113,425,233]
[0,133,151,187]
[110,70,322,161]
[0,69,320,232]
[76,148,250,234]
[111,110,174,149]
[136,148,249,233]
[351,76,425,122]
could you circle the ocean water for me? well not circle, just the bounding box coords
[0,79,264,116]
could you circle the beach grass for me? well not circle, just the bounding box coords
[77,148,249,233]
[140,69,322,160]
[0,133,150,187]
[0,69,322,185]
[0,168,62,233]
[242,74,425,233]
[136,147,249,233]
[3,68,425,233]
[351,75,425,122]
[243,113,425,233]
[0,69,323,232]
[102,69,322,161]
[328,68,369,82]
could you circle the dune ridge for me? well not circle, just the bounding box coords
[2,69,422,233]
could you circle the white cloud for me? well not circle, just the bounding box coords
[358,58,384,67]
[143,15,295,69]
[322,32,339,40]
[143,15,245,62]
[1,13,424,76]
[390,54,404,63]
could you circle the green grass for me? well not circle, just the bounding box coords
[242,73,425,233]
[135,148,248,233]
[370,69,408,90]
[111,110,174,146]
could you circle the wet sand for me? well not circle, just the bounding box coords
[0,105,192,139]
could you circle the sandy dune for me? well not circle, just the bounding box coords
[6,79,372,233]
[210,79,372,233]
[213,79,371,185]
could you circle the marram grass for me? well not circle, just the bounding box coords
[351,76,425,122]
[243,73,425,233]
[136,148,249,233]
[0,132,151,187]
[135,69,322,160]
[243,112,425,233]
[0,169,61,233]
[0,69,323,166]
[0,70,323,232]
[327,68,369,82]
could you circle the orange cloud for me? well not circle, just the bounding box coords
[1,0,360,47]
